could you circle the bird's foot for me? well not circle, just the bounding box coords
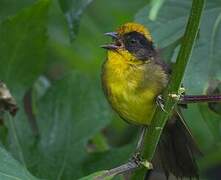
[130,152,153,169]
[156,95,167,112]
[131,152,142,165]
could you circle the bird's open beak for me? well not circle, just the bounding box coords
[101,32,121,50]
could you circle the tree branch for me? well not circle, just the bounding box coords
[140,0,205,176]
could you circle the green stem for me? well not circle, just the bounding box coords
[141,0,205,173]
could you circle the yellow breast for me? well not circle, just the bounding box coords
[102,50,168,126]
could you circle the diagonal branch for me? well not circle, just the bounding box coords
[140,0,205,176]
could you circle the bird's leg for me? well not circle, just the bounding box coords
[96,127,153,179]
[134,126,147,154]
[95,127,152,179]
[131,127,153,169]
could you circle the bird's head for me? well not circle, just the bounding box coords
[102,22,155,62]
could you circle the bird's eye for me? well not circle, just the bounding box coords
[130,39,137,44]
[129,39,137,44]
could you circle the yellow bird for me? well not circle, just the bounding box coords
[101,22,199,179]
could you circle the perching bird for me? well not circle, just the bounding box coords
[101,22,199,179]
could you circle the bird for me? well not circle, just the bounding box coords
[101,22,200,179]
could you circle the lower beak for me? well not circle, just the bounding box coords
[100,44,119,50]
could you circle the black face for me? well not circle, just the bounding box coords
[123,31,155,60]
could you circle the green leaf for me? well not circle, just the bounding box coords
[22,71,111,179]
[135,0,188,47]
[58,0,94,41]
[0,0,50,96]
[0,0,50,176]
[0,146,38,180]
[182,105,215,150]
[148,0,165,21]
[199,144,221,170]
[0,0,50,175]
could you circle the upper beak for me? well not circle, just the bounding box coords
[101,32,120,50]
[104,32,118,39]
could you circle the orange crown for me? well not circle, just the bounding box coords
[117,22,152,42]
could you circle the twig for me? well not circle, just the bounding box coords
[95,161,140,180]
[180,95,221,104]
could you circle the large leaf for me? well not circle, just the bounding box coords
[0,146,38,180]
[58,0,94,41]
[0,0,50,173]
[20,71,111,180]
[0,0,50,178]
[0,0,50,96]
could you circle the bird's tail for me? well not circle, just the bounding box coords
[147,111,200,179]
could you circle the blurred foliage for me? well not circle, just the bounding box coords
[58,0,94,41]
[0,146,38,180]
[0,0,220,180]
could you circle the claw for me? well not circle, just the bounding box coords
[130,152,141,165]
[156,95,167,112]
[130,153,153,169]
